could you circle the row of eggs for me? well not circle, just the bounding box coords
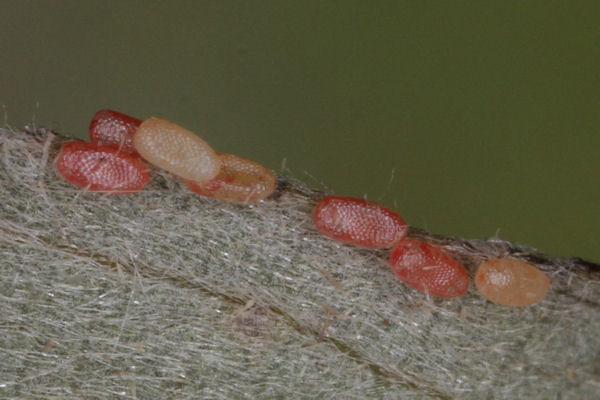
[313,195,550,305]
[55,110,551,306]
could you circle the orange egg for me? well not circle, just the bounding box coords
[183,153,276,203]
[475,258,550,306]
[133,117,221,181]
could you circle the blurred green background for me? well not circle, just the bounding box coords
[2,1,598,261]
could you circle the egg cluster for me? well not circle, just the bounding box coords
[56,109,551,306]
[57,110,275,203]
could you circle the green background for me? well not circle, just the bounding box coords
[2,1,598,261]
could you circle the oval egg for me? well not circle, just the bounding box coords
[313,195,407,248]
[475,258,550,306]
[389,239,469,298]
[56,141,149,193]
[89,109,141,155]
[184,153,276,203]
[133,117,221,181]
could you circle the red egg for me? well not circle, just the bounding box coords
[389,239,469,298]
[475,258,550,306]
[183,153,276,203]
[313,195,407,248]
[89,109,142,155]
[56,141,149,193]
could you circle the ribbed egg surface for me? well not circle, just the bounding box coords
[89,109,141,155]
[133,117,221,181]
[475,258,550,306]
[184,153,276,203]
[389,239,469,298]
[313,195,407,248]
[56,141,149,193]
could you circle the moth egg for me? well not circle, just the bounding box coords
[133,117,221,181]
[56,141,149,193]
[475,258,550,306]
[389,239,469,298]
[313,195,407,248]
[89,109,141,155]
[183,153,276,203]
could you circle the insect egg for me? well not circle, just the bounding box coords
[183,153,276,203]
[389,239,469,298]
[133,117,221,181]
[56,141,149,193]
[475,258,550,306]
[89,109,141,155]
[313,195,407,248]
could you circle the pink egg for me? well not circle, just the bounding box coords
[133,117,221,181]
